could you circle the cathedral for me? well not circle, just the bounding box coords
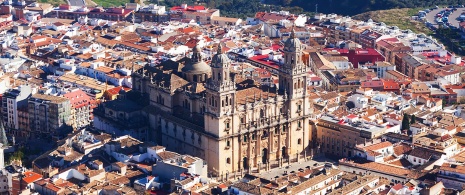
[132,29,312,177]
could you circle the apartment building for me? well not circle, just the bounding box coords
[28,93,72,138]
[1,85,31,136]
[63,89,95,129]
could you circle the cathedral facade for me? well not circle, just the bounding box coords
[132,30,312,177]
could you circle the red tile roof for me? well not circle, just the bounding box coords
[170,5,206,12]
[249,54,280,69]
[22,171,42,184]
[392,183,403,191]
[63,89,92,109]
[106,86,131,96]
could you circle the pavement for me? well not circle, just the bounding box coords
[68,0,86,7]
[425,7,465,28]
[255,157,336,180]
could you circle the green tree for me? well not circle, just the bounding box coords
[410,114,416,124]
[402,113,410,131]
[8,149,24,164]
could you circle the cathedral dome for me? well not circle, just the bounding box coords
[211,44,230,67]
[284,27,302,52]
[182,44,211,74]
[182,60,211,74]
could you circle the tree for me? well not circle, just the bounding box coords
[402,113,410,131]
[410,114,416,124]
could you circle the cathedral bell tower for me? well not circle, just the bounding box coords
[279,27,307,99]
[205,44,236,136]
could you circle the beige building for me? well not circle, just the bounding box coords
[132,29,312,177]
[183,9,220,24]
[211,16,242,26]
[28,94,73,139]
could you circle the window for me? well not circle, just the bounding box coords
[298,121,302,128]
[252,134,256,140]
[243,135,247,142]
[226,158,231,164]
[226,122,230,129]
[227,140,230,147]
[298,139,302,145]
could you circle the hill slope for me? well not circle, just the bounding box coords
[265,0,465,16]
[352,8,431,34]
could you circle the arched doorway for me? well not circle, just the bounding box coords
[262,148,268,163]
[243,157,248,170]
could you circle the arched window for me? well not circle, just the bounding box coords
[226,96,229,106]
[218,72,221,80]
[226,140,230,147]
[222,100,224,107]
[226,158,231,164]
[298,138,302,145]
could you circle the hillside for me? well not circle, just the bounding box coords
[352,8,431,34]
[264,0,465,16]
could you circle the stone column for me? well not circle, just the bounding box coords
[304,150,307,161]
[297,150,300,162]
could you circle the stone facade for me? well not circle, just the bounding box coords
[132,29,313,177]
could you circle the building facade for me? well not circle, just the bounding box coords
[28,94,72,138]
[1,85,31,136]
[131,29,312,177]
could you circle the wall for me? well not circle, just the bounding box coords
[339,163,408,184]
[152,161,188,182]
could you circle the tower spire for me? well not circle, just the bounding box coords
[290,25,296,39]
[217,43,223,54]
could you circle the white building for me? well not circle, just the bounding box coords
[1,85,32,132]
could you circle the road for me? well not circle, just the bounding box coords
[68,0,86,7]
[425,7,465,28]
